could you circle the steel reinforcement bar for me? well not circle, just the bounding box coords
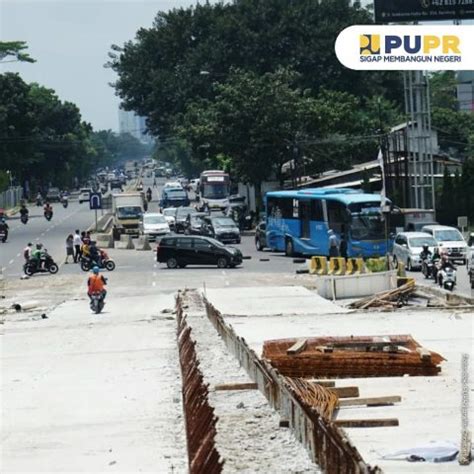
[203,297,382,474]
[176,294,224,474]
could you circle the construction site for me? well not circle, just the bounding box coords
[175,275,473,473]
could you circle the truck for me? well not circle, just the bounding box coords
[112,192,144,235]
[390,208,437,233]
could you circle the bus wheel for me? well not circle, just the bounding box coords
[285,239,294,257]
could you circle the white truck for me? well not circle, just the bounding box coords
[112,192,144,235]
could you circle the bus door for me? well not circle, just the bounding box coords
[299,200,311,239]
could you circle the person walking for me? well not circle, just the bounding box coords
[73,229,82,263]
[23,242,33,262]
[65,234,74,264]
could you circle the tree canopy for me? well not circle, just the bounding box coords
[0,41,35,63]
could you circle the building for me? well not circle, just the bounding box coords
[118,108,154,145]
[457,71,474,112]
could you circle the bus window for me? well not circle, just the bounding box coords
[311,199,323,221]
[299,201,311,239]
[267,197,293,219]
[327,200,347,233]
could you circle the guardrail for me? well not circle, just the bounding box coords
[203,298,382,474]
[176,294,224,474]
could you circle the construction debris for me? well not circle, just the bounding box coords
[349,280,415,309]
[263,335,445,378]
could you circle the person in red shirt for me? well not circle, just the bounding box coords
[87,266,107,300]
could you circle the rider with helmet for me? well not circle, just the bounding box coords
[87,266,107,301]
[19,204,29,219]
[420,244,432,261]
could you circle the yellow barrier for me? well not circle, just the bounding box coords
[346,257,364,275]
[309,256,328,275]
[328,257,346,276]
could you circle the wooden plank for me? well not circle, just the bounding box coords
[338,396,401,407]
[329,386,359,398]
[308,380,336,388]
[214,382,258,391]
[287,339,307,355]
[335,418,399,428]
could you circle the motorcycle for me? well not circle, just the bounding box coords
[438,266,457,291]
[0,228,7,243]
[90,291,105,314]
[20,214,29,224]
[44,210,53,221]
[36,198,42,206]
[421,257,434,279]
[146,191,152,202]
[23,254,59,276]
[62,199,68,208]
[80,255,116,272]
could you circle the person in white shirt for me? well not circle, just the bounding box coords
[73,229,83,263]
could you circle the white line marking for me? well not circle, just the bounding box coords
[16,253,21,257]
[9,259,14,265]
[152,281,156,287]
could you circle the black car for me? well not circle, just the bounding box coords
[184,212,208,235]
[202,216,241,244]
[157,235,242,269]
[174,206,197,233]
[255,221,267,251]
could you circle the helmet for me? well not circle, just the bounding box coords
[36,243,43,249]
[28,242,32,246]
[92,266,100,274]
[422,244,429,251]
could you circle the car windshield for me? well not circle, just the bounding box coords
[202,183,229,199]
[350,211,384,241]
[409,237,437,248]
[144,215,166,224]
[163,209,175,217]
[434,229,464,242]
[165,190,187,198]
[117,206,142,218]
[212,218,236,228]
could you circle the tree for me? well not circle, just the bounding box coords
[430,71,457,111]
[0,41,35,63]
[109,0,402,138]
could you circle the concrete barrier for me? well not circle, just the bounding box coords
[95,232,114,249]
[346,257,364,275]
[328,257,346,275]
[308,256,328,275]
[317,270,398,300]
[114,234,135,250]
[135,235,152,251]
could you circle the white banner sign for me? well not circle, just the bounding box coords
[335,25,474,70]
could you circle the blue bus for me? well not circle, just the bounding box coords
[265,188,389,258]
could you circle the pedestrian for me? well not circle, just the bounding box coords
[328,229,340,258]
[23,242,33,262]
[65,234,74,264]
[340,233,348,259]
[73,229,82,263]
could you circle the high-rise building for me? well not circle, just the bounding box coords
[118,108,154,144]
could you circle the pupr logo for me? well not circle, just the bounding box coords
[360,34,380,55]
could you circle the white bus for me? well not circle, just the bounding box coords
[199,170,230,210]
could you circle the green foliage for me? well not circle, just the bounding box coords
[0,73,146,192]
[0,41,35,63]
[365,258,387,273]
[0,170,9,192]
[430,71,457,111]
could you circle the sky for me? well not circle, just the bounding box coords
[0,0,202,131]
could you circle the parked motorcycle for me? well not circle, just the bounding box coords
[23,254,59,276]
[438,266,457,291]
[44,210,53,221]
[80,255,116,272]
[20,214,29,224]
[90,291,105,314]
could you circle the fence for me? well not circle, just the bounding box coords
[203,298,382,474]
[0,187,23,210]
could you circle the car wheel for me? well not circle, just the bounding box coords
[407,258,412,271]
[285,239,294,257]
[217,257,228,268]
[392,255,398,268]
[167,257,178,269]
[256,238,262,251]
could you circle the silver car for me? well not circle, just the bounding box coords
[139,213,170,241]
[393,232,437,271]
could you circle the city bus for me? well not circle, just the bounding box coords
[264,188,389,258]
[198,170,230,210]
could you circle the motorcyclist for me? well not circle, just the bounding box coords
[0,217,9,242]
[420,244,432,261]
[30,243,45,270]
[36,192,43,205]
[19,204,29,219]
[61,193,68,207]
[87,266,107,301]
[146,187,152,202]
[88,241,101,266]
[44,202,53,216]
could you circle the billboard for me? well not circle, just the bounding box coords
[374,0,474,23]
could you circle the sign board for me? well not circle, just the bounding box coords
[374,0,474,23]
[458,216,468,228]
[89,192,102,210]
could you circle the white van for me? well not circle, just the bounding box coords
[421,225,468,265]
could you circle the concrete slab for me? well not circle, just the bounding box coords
[207,288,474,473]
[1,294,186,473]
[204,286,348,316]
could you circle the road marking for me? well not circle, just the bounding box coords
[9,259,14,265]
[16,253,21,257]
[152,281,156,287]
